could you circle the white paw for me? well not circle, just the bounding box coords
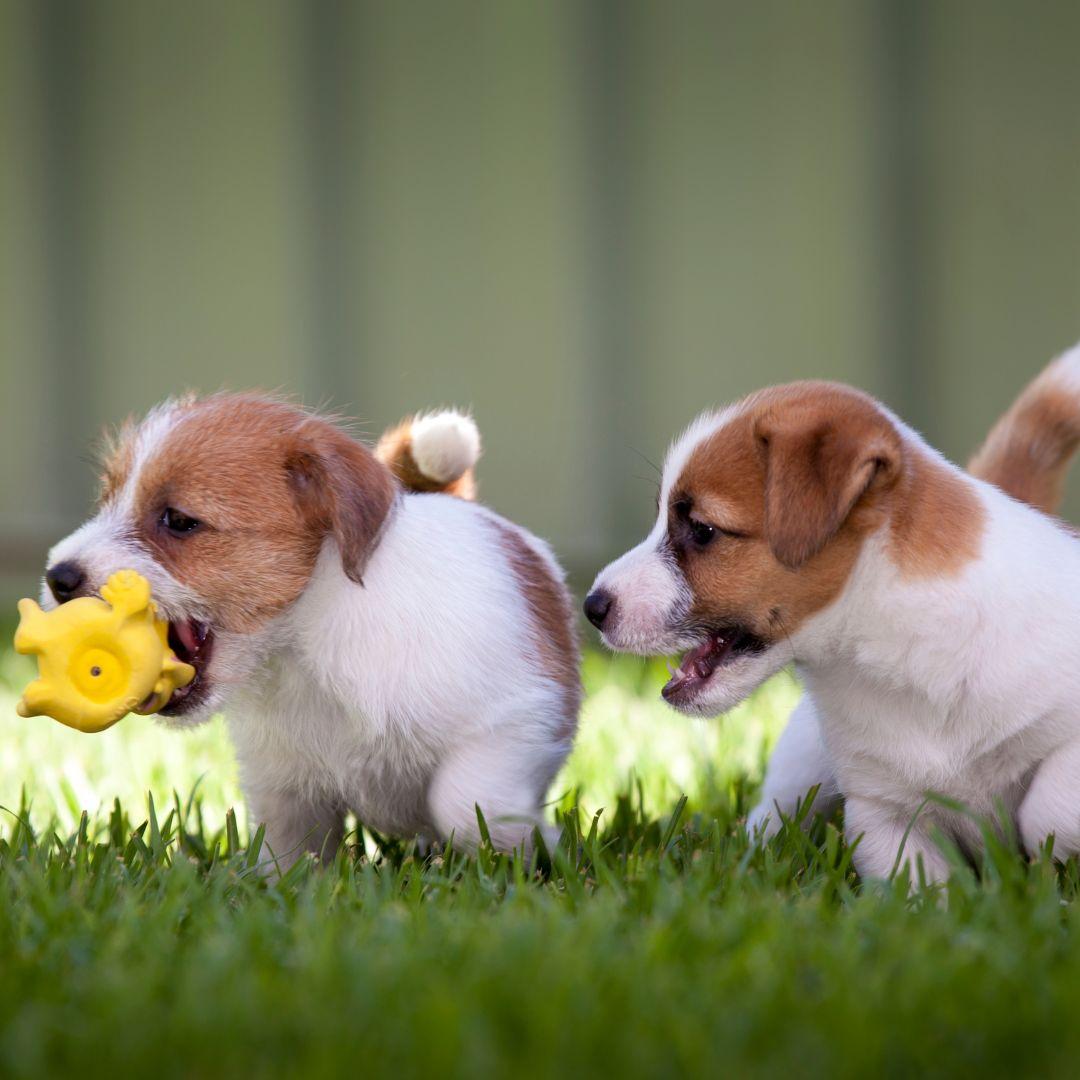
[746,802,781,841]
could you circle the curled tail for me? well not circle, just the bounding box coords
[376,409,481,500]
[968,342,1080,516]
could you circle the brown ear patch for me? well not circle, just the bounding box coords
[674,385,889,643]
[288,419,398,584]
[487,519,581,738]
[127,395,399,632]
[754,394,901,570]
[670,381,985,648]
[132,396,333,631]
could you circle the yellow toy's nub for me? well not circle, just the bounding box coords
[13,570,195,733]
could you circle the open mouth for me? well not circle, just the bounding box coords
[661,627,766,705]
[152,619,214,715]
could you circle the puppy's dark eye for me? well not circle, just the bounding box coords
[161,507,201,536]
[690,520,715,546]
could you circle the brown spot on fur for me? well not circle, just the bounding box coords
[488,519,580,738]
[672,382,985,642]
[287,419,397,585]
[889,446,986,577]
[969,358,1080,516]
[129,395,395,632]
[675,385,888,642]
[753,388,902,570]
[376,418,477,500]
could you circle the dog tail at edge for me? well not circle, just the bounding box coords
[968,342,1080,517]
[376,410,481,501]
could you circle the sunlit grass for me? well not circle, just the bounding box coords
[0,645,240,833]
[560,651,798,817]
[0,643,796,835]
[3,641,1079,1078]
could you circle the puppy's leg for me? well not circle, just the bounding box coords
[1018,738,1080,857]
[246,788,346,871]
[747,693,840,839]
[845,795,951,885]
[427,729,567,853]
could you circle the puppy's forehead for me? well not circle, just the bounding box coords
[162,396,303,452]
[162,396,300,474]
[100,400,187,507]
[117,396,309,517]
[660,407,739,504]
[660,402,761,512]
[661,382,883,504]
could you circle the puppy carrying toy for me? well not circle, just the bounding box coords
[14,569,194,733]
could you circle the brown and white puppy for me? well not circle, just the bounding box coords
[43,395,580,865]
[586,346,1080,882]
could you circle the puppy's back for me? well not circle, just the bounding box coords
[296,491,581,737]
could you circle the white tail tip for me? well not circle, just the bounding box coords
[410,411,481,484]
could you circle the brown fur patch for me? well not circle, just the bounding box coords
[129,395,394,632]
[488,519,581,737]
[969,363,1080,516]
[376,419,477,500]
[753,386,902,570]
[287,419,397,585]
[889,446,986,577]
[672,382,985,643]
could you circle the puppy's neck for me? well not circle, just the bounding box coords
[799,467,1080,712]
[884,442,987,580]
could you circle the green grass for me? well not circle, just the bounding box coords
[2,646,1080,1078]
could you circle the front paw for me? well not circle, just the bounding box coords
[746,802,780,841]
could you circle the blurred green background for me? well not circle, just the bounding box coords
[4,0,1080,606]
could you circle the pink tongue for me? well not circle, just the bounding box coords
[174,620,199,655]
[663,635,729,700]
[686,635,727,678]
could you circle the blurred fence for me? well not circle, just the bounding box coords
[3,0,1080,602]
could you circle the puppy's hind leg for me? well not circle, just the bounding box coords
[427,726,569,855]
[1018,737,1080,858]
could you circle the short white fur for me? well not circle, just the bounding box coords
[594,361,1080,884]
[44,406,575,868]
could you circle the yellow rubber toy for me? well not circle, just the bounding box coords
[13,569,195,733]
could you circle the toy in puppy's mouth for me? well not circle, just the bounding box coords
[15,569,197,733]
[155,619,214,715]
[662,627,767,705]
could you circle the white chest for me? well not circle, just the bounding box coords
[225,656,441,829]
[805,666,1068,819]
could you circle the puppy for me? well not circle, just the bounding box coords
[43,396,580,865]
[586,345,1080,882]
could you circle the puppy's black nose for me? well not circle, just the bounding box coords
[583,589,613,630]
[45,561,86,604]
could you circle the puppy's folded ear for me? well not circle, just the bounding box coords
[286,420,397,584]
[756,398,901,570]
